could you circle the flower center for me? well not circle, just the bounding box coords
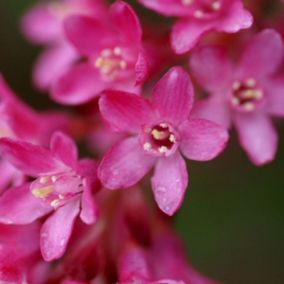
[231,78,264,112]
[31,173,83,208]
[94,47,128,80]
[140,123,179,157]
[181,0,222,18]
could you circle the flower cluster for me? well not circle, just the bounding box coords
[0,0,284,283]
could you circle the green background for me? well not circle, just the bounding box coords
[0,1,283,283]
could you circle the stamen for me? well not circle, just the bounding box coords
[143,142,152,151]
[159,146,168,153]
[181,0,193,5]
[32,186,53,199]
[194,10,204,18]
[211,1,221,11]
[40,176,49,184]
[50,199,60,207]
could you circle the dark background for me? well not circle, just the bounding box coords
[0,1,283,283]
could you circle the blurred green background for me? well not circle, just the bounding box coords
[0,1,283,284]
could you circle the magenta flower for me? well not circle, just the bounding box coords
[0,132,98,261]
[21,0,107,90]
[51,0,148,105]
[138,0,253,54]
[0,75,71,192]
[0,223,40,283]
[98,67,228,215]
[190,29,284,165]
[118,231,218,284]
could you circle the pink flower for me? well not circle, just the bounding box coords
[51,0,148,105]
[138,0,253,54]
[190,29,284,165]
[0,75,71,192]
[98,66,228,215]
[0,223,40,283]
[117,231,218,284]
[0,132,98,261]
[21,0,107,90]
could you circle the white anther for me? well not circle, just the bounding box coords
[212,1,221,11]
[232,81,241,91]
[158,146,168,153]
[101,48,112,57]
[58,194,64,199]
[40,176,49,184]
[243,102,255,111]
[254,90,263,100]
[245,78,256,88]
[169,134,176,143]
[51,176,57,183]
[159,123,168,128]
[50,199,60,207]
[194,10,204,18]
[119,60,127,69]
[113,47,122,56]
[181,0,193,5]
[143,142,152,151]
[231,97,240,106]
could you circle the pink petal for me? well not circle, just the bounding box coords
[64,15,111,56]
[40,199,80,261]
[151,152,188,216]
[118,246,151,282]
[51,63,104,105]
[171,19,211,54]
[0,138,64,176]
[77,159,99,190]
[80,183,98,224]
[135,49,150,85]
[138,0,191,17]
[99,90,153,133]
[191,97,231,129]
[98,137,155,189]
[21,3,59,44]
[110,1,142,46]
[152,66,194,124]
[33,43,77,91]
[189,46,233,92]
[50,131,78,169]
[234,113,278,165]
[0,183,52,225]
[238,29,283,78]
[266,77,284,117]
[216,0,253,33]
[180,119,229,161]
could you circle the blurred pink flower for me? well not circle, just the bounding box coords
[21,0,108,90]
[51,0,149,105]
[190,29,284,165]
[0,132,98,261]
[138,0,253,54]
[98,66,228,215]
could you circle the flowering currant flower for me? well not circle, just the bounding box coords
[138,0,253,54]
[190,29,284,165]
[21,0,107,90]
[0,76,71,192]
[51,0,148,105]
[117,231,218,284]
[98,67,228,215]
[0,132,98,261]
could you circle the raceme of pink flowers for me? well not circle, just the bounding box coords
[0,0,283,283]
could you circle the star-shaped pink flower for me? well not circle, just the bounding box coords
[98,66,228,215]
[190,29,284,165]
[138,0,253,54]
[0,132,98,261]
